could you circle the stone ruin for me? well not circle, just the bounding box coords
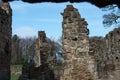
[104,28,120,80]
[0,2,119,80]
[60,5,96,80]
[89,27,120,80]
[18,5,120,80]
[0,2,12,80]
[21,5,97,80]
[34,31,51,67]
[19,31,56,80]
[60,5,120,80]
[89,37,106,79]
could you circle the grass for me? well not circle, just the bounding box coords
[11,73,21,80]
[11,64,22,80]
[11,64,23,68]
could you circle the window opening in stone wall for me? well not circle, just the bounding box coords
[116,57,118,60]
[4,41,9,54]
[64,37,66,39]
[110,33,113,37]
[116,57,119,62]
[72,37,77,41]
[107,53,109,60]
[1,20,3,24]
[117,31,120,34]
[118,39,120,45]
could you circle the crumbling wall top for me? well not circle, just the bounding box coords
[0,2,12,15]
[38,31,46,42]
[61,5,88,29]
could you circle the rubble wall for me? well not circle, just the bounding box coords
[61,5,96,80]
[0,2,12,80]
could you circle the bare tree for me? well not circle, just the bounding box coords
[11,34,21,64]
[11,35,37,64]
[19,37,36,63]
[102,5,120,27]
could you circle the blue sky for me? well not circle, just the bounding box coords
[10,1,115,40]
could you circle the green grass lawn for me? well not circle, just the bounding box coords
[11,64,22,80]
[11,73,21,80]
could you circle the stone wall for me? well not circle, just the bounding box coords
[104,27,120,80]
[89,37,107,78]
[61,5,96,80]
[35,31,51,67]
[89,27,120,80]
[19,31,56,80]
[18,4,120,80]
[105,28,120,71]
[0,2,12,80]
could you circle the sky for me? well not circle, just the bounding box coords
[10,1,115,40]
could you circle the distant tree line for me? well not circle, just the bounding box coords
[11,34,62,65]
[11,34,36,64]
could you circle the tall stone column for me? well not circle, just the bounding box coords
[35,31,50,67]
[0,2,12,80]
[61,5,96,80]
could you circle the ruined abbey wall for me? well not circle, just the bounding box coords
[19,31,56,80]
[61,5,120,80]
[0,1,119,80]
[61,5,96,80]
[89,27,120,80]
[34,31,51,67]
[0,2,12,80]
[105,28,120,70]
[104,28,120,80]
[89,37,107,78]
[15,4,120,80]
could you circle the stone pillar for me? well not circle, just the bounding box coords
[35,31,50,67]
[61,5,96,80]
[0,2,12,80]
[38,31,50,65]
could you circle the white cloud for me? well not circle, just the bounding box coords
[13,26,37,38]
